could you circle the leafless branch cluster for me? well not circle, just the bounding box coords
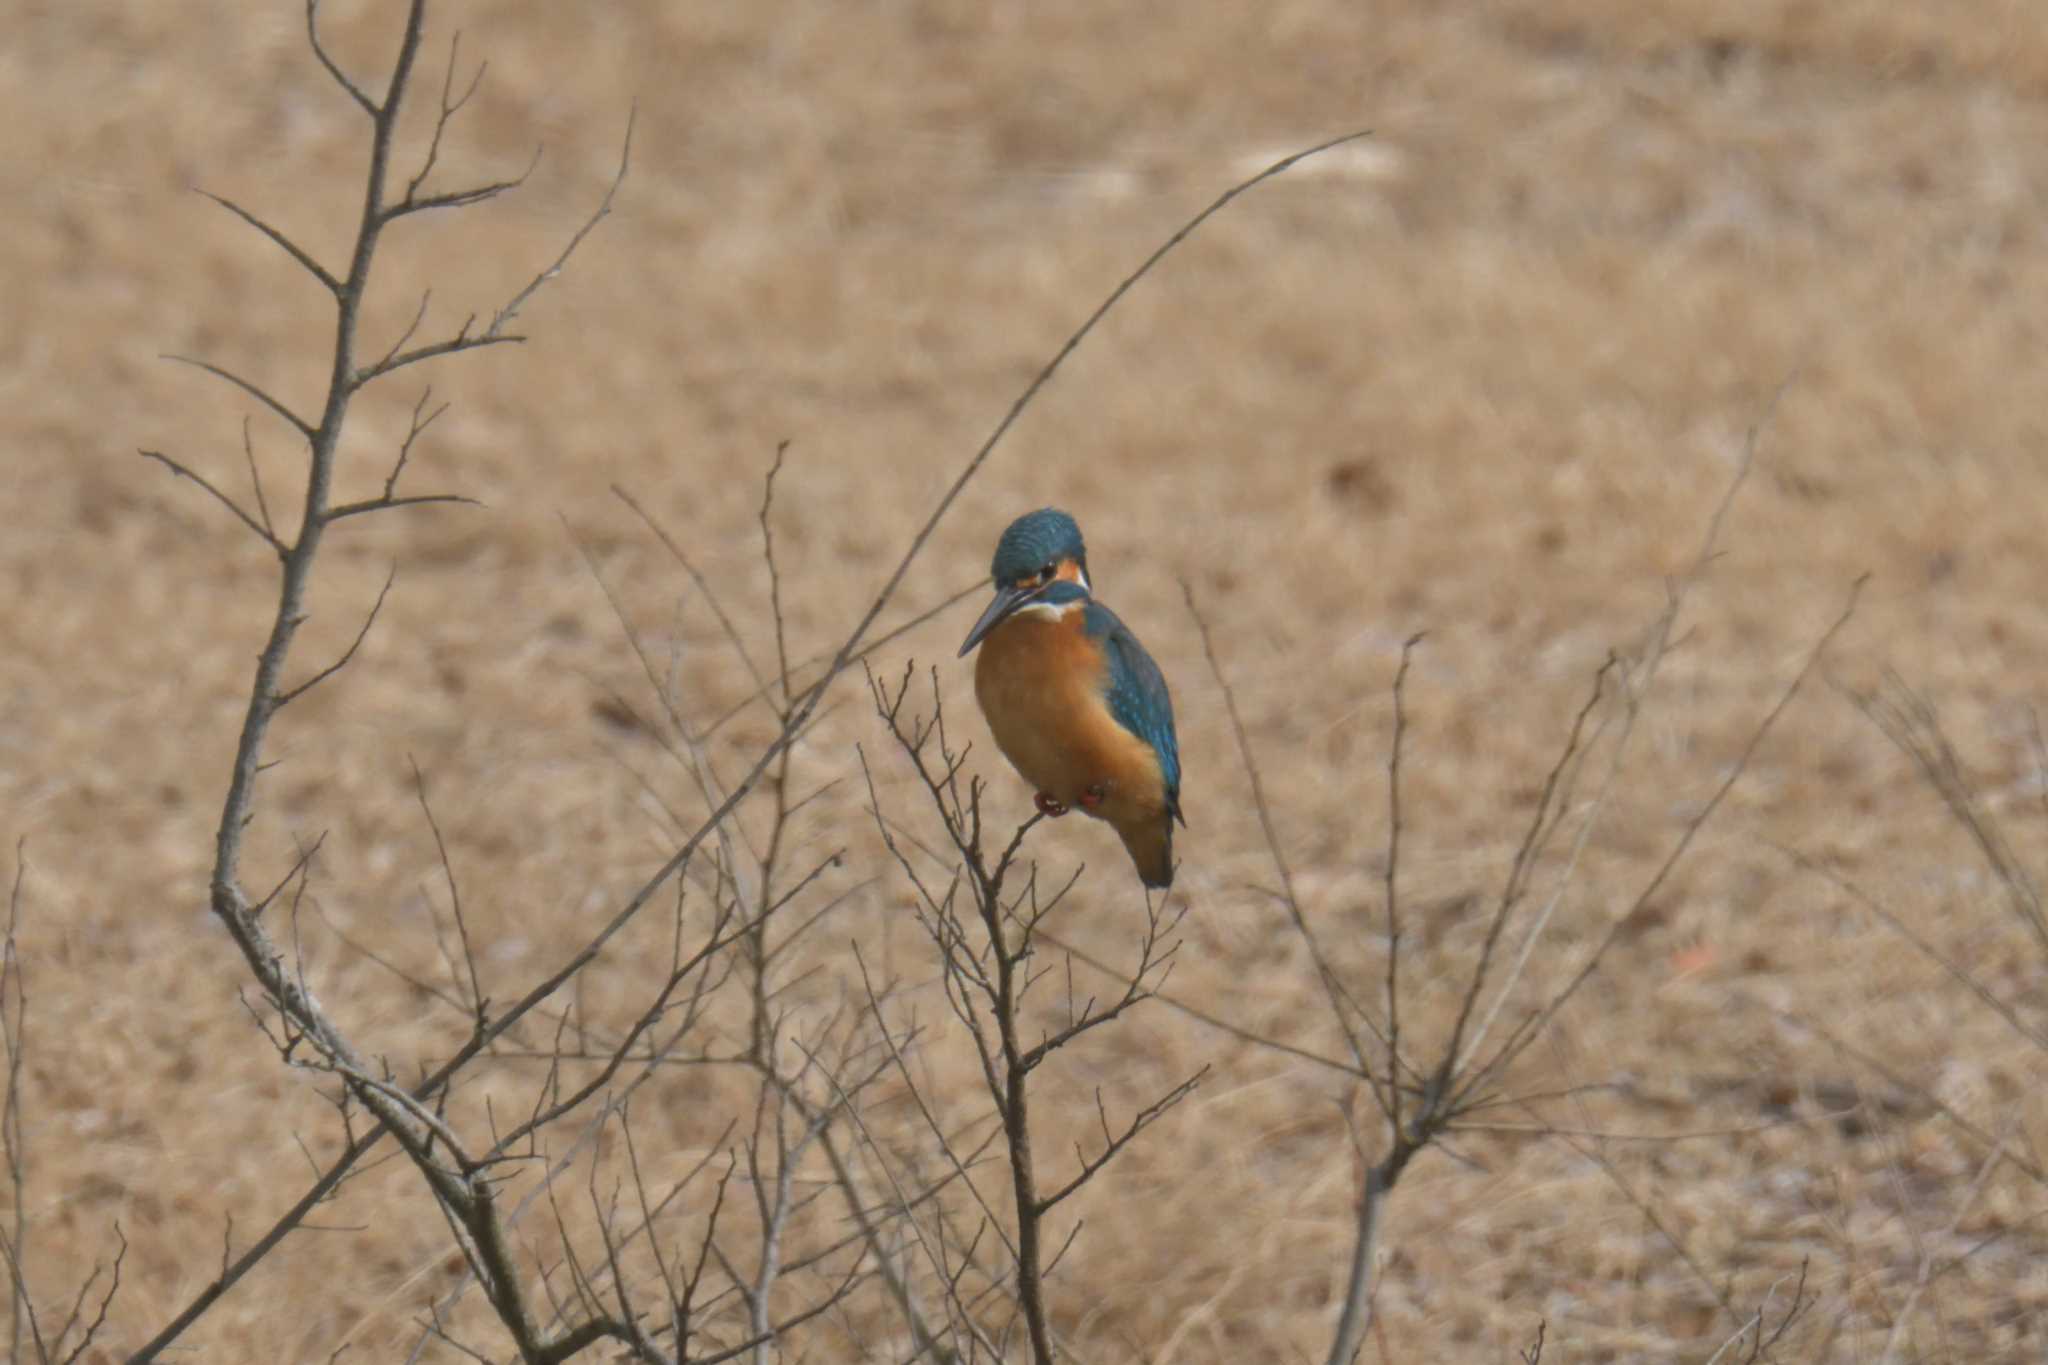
[1,849,129,1365]
[1179,410,1862,1361]
[856,665,1203,1362]
[1702,1260,1813,1365]
[1770,674,2048,1358]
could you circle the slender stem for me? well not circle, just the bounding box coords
[211,0,426,906]
[984,894,1053,1365]
[1325,1162,1389,1365]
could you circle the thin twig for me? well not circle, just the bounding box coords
[272,565,397,708]
[1382,633,1422,1136]
[1457,574,1865,1109]
[2,847,31,1363]
[1183,581,1383,1098]
[161,354,315,439]
[138,449,288,558]
[197,189,341,296]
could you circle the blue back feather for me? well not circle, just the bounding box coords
[1081,600,1183,822]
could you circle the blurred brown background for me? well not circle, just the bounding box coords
[5,1,2047,1358]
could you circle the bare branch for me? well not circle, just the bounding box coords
[138,448,288,559]
[613,485,772,698]
[3,846,32,1365]
[325,492,480,523]
[240,418,277,542]
[477,117,632,340]
[1551,1125,1740,1328]
[387,387,448,499]
[1702,1260,1812,1365]
[1183,580,1384,1094]
[1460,574,1866,1108]
[197,189,342,296]
[1450,653,1622,1074]
[1035,1072,1205,1212]
[305,0,376,115]
[758,441,794,711]
[410,759,485,1020]
[54,1223,125,1365]
[273,565,397,708]
[1381,632,1422,1137]
[368,290,436,379]
[1455,381,1792,1074]
[351,327,523,387]
[402,31,487,205]
[250,831,326,919]
[1851,674,2048,953]
[1786,1007,2045,1184]
[387,148,538,221]
[159,355,315,440]
[1779,843,2048,1051]
[1034,924,1359,1078]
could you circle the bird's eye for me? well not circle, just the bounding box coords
[1039,563,1055,583]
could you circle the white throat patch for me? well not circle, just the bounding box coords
[1014,594,1085,624]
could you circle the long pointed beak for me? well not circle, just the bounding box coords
[958,583,1034,657]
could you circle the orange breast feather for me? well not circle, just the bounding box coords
[973,608,1170,832]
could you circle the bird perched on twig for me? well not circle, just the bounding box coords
[958,508,1185,889]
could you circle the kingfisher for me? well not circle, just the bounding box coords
[958,508,1185,889]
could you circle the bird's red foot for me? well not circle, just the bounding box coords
[1077,782,1110,810]
[1034,792,1070,818]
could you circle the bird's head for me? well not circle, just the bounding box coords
[958,508,1090,656]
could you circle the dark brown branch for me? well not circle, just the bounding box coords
[758,440,794,711]
[239,418,276,541]
[1852,674,2048,953]
[368,289,435,378]
[197,189,341,296]
[1033,925,1359,1077]
[1036,1073,1205,1213]
[386,148,537,220]
[249,831,325,918]
[54,1224,125,1365]
[272,565,397,708]
[325,492,479,523]
[1381,632,1422,1137]
[402,32,487,205]
[410,760,485,1020]
[386,386,448,499]
[1458,573,1867,1110]
[1550,1125,1740,1328]
[476,120,629,338]
[613,485,772,698]
[1786,1008,2046,1184]
[2,846,30,1365]
[305,0,376,115]
[160,355,315,440]
[1779,843,2047,1051]
[351,327,522,387]
[1183,581,1386,1096]
[138,449,288,559]
[1435,653,1618,1083]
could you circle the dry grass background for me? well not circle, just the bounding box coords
[6,1,2048,1360]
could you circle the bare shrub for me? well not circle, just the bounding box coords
[103,3,1369,1360]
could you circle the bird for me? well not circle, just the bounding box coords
[957,508,1185,889]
